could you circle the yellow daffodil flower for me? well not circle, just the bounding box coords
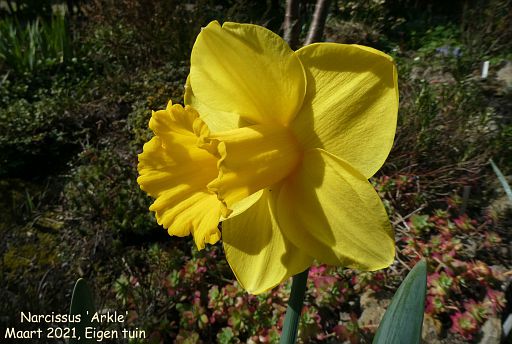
[137,21,398,294]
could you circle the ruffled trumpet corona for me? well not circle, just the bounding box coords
[137,21,399,294]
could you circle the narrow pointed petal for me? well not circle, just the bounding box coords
[292,43,398,178]
[276,149,395,270]
[223,189,312,294]
[137,103,222,249]
[190,21,306,126]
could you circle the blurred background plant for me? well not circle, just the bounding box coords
[0,15,71,74]
[0,0,511,343]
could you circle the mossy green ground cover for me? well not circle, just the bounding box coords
[1,1,511,343]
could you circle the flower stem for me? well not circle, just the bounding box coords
[280,268,309,344]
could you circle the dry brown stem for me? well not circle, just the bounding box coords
[304,0,331,45]
[283,0,301,49]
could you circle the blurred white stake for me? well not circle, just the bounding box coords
[503,313,512,337]
[481,60,489,78]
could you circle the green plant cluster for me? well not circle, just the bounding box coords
[0,91,80,177]
[0,15,71,74]
[402,204,507,340]
[111,243,375,343]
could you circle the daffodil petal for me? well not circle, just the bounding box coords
[222,189,264,221]
[223,189,312,294]
[137,103,222,249]
[276,148,395,270]
[184,75,241,132]
[190,21,306,126]
[206,125,302,217]
[292,43,398,178]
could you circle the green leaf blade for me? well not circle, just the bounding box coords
[69,278,96,344]
[373,259,427,344]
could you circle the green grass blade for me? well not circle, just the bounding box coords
[69,278,96,344]
[490,159,512,204]
[373,259,427,344]
[27,21,36,71]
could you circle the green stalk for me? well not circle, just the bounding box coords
[280,268,309,344]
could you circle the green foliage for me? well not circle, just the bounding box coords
[336,0,399,32]
[81,0,221,67]
[0,15,72,74]
[388,71,499,205]
[0,215,72,330]
[63,146,157,238]
[373,171,510,341]
[409,214,432,235]
[0,94,80,177]
[113,243,285,343]
[124,62,190,148]
[373,260,427,344]
[80,0,283,71]
[397,200,507,340]
[415,24,461,54]
[324,18,388,50]
[460,0,512,59]
[61,61,190,239]
[0,12,98,178]
[217,327,236,344]
[69,278,96,344]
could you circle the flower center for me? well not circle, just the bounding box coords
[203,124,303,217]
